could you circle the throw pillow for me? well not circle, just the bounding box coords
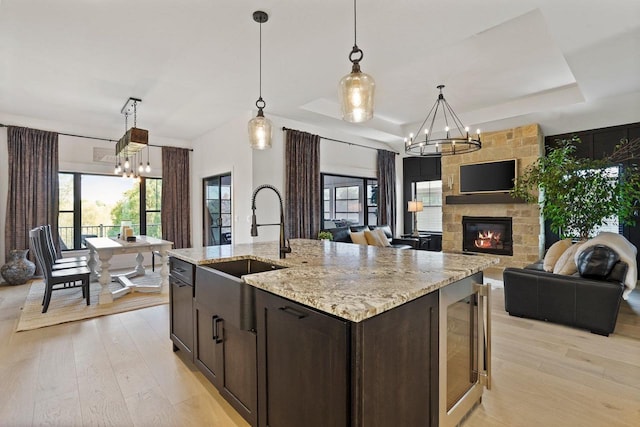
[553,241,585,275]
[543,238,572,272]
[364,230,385,247]
[373,228,391,247]
[577,244,620,279]
[350,231,368,245]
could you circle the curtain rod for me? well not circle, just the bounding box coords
[0,123,194,151]
[281,126,398,154]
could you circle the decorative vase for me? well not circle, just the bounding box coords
[1,249,36,286]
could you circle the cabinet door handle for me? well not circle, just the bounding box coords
[176,282,187,288]
[214,317,224,344]
[278,306,308,319]
[212,315,219,341]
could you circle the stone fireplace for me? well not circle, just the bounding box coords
[441,124,544,269]
[462,216,513,256]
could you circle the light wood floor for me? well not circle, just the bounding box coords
[0,271,638,427]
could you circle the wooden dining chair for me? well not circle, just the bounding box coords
[29,228,91,313]
[42,224,87,265]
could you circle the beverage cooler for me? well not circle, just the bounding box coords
[439,272,492,426]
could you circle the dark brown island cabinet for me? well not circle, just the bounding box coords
[193,266,258,426]
[170,256,488,427]
[169,257,194,357]
[256,288,439,427]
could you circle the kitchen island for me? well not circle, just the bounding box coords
[168,239,499,427]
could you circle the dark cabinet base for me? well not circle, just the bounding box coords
[257,289,439,427]
[194,267,257,426]
[257,291,350,427]
[169,259,194,358]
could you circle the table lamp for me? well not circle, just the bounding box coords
[407,200,423,237]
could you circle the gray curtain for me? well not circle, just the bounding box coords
[285,129,321,239]
[161,147,191,249]
[377,149,397,234]
[5,126,59,262]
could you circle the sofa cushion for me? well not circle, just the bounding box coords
[363,229,389,247]
[607,261,628,283]
[350,231,368,245]
[577,244,620,279]
[553,241,585,275]
[373,228,391,247]
[543,238,573,272]
[350,225,369,233]
[327,226,352,243]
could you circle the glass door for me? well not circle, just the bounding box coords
[439,272,491,427]
[204,174,232,246]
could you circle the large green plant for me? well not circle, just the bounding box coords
[511,136,640,239]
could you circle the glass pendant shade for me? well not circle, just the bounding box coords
[339,67,375,123]
[248,112,272,150]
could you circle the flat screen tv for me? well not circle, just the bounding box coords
[459,159,517,194]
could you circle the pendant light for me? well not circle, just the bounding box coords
[339,0,375,123]
[248,11,272,150]
[114,97,150,176]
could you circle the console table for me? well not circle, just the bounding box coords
[398,234,442,251]
[85,236,173,304]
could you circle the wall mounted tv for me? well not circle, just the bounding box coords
[459,159,517,194]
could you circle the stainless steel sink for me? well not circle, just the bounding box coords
[196,259,288,331]
[205,258,288,278]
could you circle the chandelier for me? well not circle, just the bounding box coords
[405,85,481,157]
[114,97,151,180]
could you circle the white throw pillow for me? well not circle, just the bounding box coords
[350,231,368,245]
[543,238,573,272]
[373,228,391,247]
[364,230,385,247]
[553,241,585,275]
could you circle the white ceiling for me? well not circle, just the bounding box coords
[1,0,639,151]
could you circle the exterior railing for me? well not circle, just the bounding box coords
[58,224,161,250]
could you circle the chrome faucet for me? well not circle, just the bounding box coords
[250,184,292,259]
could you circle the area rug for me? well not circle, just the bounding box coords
[16,271,169,332]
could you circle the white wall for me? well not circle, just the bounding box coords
[191,113,256,247]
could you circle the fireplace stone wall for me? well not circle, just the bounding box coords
[441,123,543,269]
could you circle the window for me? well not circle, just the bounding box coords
[58,173,162,250]
[335,185,360,224]
[145,178,162,238]
[412,180,443,232]
[321,174,377,228]
[203,174,232,246]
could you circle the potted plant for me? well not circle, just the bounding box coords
[317,231,334,241]
[511,136,640,239]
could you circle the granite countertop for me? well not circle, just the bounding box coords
[168,239,499,322]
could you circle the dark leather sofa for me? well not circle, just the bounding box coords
[503,251,627,336]
[325,225,413,250]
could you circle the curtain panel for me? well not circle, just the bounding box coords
[161,147,191,249]
[285,129,321,239]
[377,149,397,234]
[5,126,59,263]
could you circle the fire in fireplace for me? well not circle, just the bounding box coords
[462,216,513,256]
